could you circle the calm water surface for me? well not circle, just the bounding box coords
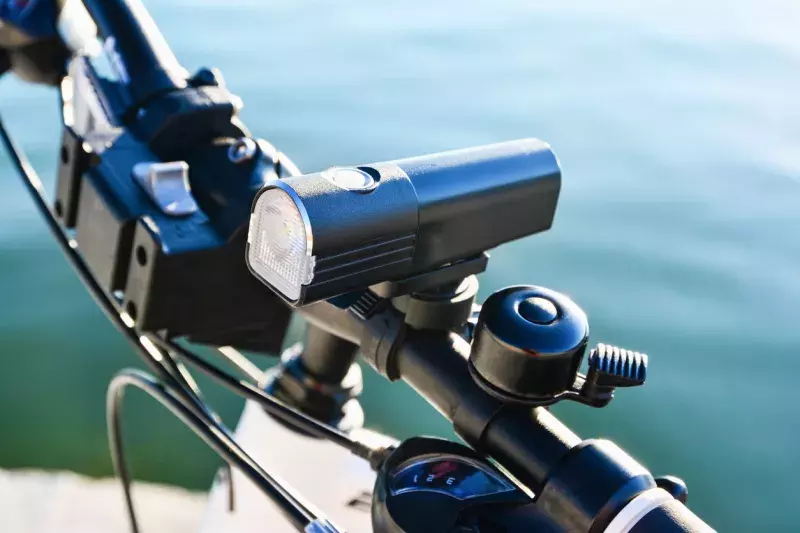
[0,1,798,531]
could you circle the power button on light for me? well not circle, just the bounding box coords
[322,167,377,192]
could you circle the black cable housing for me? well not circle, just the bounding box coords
[153,336,376,460]
[107,369,317,532]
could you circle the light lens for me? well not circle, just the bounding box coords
[248,187,315,301]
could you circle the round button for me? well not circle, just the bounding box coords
[322,167,377,192]
[518,297,558,324]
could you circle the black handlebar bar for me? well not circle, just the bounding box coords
[302,303,580,492]
[300,302,713,532]
[387,321,714,532]
[81,0,186,107]
[393,328,580,491]
[630,499,712,533]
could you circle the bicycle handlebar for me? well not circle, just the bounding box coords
[298,301,714,532]
[393,327,580,490]
[628,497,712,533]
[2,1,717,531]
[396,326,713,532]
[80,0,186,107]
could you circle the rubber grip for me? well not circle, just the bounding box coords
[628,499,715,533]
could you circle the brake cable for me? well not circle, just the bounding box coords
[108,369,325,532]
[153,336,380,461]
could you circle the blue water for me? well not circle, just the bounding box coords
[1,1,799,531]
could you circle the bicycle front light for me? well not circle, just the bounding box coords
[247,139,562,306]
[248,183,316,302]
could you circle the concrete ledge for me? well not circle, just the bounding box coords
[0,469,207,533]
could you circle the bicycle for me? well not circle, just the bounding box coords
[0,1,715,532]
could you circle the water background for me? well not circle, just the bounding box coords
[1,1,799,531]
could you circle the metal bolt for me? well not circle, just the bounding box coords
[228,138,257,163]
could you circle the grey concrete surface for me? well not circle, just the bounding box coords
[0,469,207,532]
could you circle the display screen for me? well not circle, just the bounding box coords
[390,455,514,500]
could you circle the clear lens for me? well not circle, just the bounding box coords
[247,187,314,301]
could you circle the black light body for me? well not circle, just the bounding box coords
[247,139,562,305]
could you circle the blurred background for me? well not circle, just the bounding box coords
[0,0,798,531]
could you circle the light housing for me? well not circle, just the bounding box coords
[247,139,561,306]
